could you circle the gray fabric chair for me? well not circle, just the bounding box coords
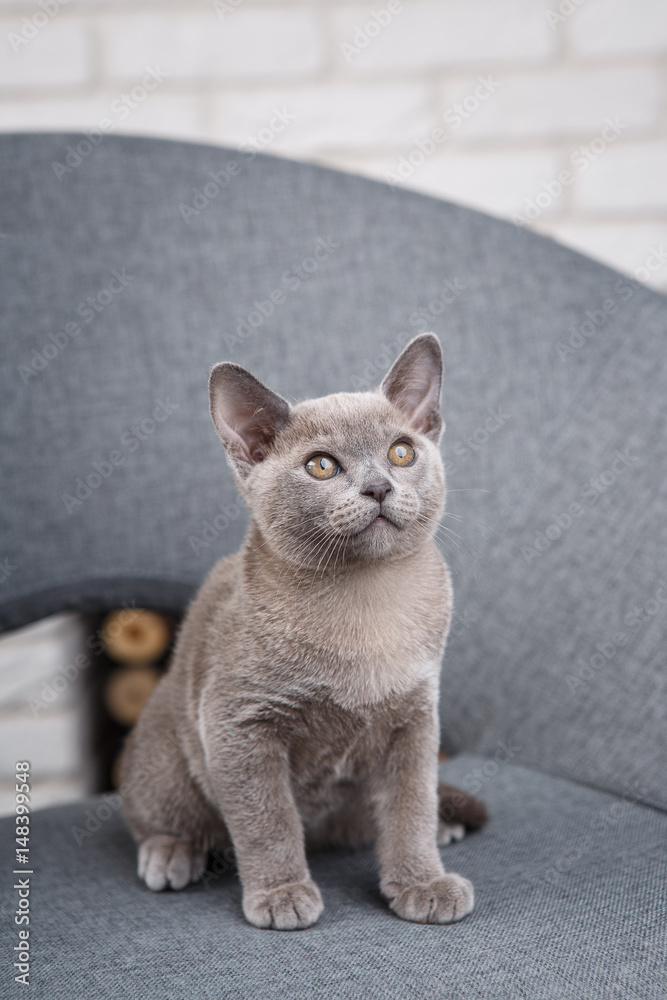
[1,133,665,999]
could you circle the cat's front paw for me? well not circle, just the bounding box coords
[389,873,474,924]
[243,879,324,930]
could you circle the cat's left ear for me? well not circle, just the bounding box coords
[209,362,291,475]
[380,333,444,442]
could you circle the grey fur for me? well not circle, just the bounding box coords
[120,333,486,930]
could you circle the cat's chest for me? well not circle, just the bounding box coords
[264,554,451,708]
[283,684,431,791]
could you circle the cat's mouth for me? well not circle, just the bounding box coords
[360,512,396,532]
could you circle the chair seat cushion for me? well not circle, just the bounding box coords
[1,754,664,999]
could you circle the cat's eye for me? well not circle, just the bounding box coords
[305,455,340,480]
[388,442,415,467]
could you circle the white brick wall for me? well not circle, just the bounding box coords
[1,0,666,813]
[0,0,665,290]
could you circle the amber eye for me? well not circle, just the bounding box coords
[305,455,340,480]
[388,442,415,467]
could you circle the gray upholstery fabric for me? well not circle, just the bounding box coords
[1,755,664,999]
[1,134,666,810]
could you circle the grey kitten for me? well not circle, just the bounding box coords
[120,333,487,930]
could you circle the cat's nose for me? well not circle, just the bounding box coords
[362,478,392,505]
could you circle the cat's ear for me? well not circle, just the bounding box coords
[381,333,444,441]
[209,363,291,474]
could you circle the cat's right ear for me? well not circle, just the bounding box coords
[209,363,291,475]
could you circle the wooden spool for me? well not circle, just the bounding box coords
[101,609,171,664]
[104,664,161,727]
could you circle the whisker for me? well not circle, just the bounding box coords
[445,488,495,494]
[440,514,495,545]
[414,513,482,580]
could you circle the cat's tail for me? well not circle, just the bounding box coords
[438,782,489,830]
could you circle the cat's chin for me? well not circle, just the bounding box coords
[344,515,411,562]
[351,513,400,546]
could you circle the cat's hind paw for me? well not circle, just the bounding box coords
[389,873,474,925]
[137,834,206,891]
[438,782,489,831]
[437,821,465,846]
[243,879,324,930]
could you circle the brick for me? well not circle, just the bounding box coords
[211,83,432,153]
[542,221,667,290]
[0,16,90,88]
[574,142,667,213]
[334,0,555,72]
[446,68,662,141]
[102,10,325,81]
[568,0,667,56]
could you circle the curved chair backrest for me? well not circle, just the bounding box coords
[1,134,665,810]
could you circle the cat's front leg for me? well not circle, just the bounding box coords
[371,706,474,925]
[204,720,323,931]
